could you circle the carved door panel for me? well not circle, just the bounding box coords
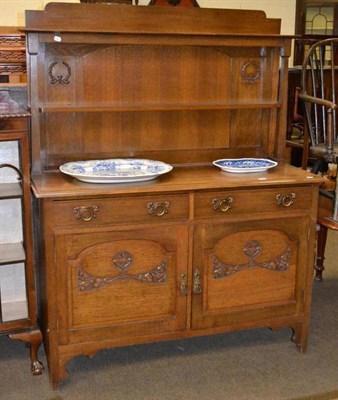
[191,217,310,330]
[54,225,188,344]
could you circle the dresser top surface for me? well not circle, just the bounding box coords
[31,164,323,199]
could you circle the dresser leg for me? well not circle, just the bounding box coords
[291,323,308,352]
[9,329,44,375]
[315,224,328,281]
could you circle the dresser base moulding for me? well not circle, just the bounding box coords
[44,315,308,389]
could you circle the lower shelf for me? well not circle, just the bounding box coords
[1,300,27,322]
[0,242,25,265]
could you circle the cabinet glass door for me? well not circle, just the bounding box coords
[0,141,28,324]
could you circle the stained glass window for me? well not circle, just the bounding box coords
[305,6,334,35]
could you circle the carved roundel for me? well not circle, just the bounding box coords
[241,61,261,83]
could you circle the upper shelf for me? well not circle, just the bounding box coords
[0,182,22,199]
[39,102,282,113]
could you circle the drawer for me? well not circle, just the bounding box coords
[194,187,312,218]
[52,194,189,226]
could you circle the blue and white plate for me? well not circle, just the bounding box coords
[60,159,173,183]
[213,158,278,173]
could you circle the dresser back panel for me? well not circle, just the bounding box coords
[28,33,287,172]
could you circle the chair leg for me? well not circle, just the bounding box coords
[333,170,338,222]
[311,159,326,175]
[315,224,328,281]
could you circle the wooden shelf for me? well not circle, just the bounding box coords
[0,182,22,199]
[0,109,31,118]
[0,242,26,265]
[0,83,27,87]
[39,101,281,113]
[1,301,28,323]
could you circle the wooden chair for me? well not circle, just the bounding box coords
[298,38,338,280]
[285,85,305,167]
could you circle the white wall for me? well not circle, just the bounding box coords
[0,0,79,26]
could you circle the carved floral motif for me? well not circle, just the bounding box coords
[0,51,26,61]
[213,240,290,279]
[78,250,167,292]
[0,37,25,47]
[0,65,26,74]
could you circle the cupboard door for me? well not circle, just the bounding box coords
[191,217,311,330]
[54,225,188,344]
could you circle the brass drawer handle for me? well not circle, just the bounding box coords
[74,206,99,221]
[193,269,202,294]
[180,272,187,296]
[212,197,234,213]
[147,201,170,217]
[276,193,296,207]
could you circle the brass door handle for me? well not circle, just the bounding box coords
[193,269,202,294]
[212,197,234,213]
[147,201,170,217]
[276,193,296,207]
[73,206,99,221]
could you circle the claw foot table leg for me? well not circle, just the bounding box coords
[9,329,44,375]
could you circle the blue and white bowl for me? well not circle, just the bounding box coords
[60,158,173,183]
[213,158,278,173]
